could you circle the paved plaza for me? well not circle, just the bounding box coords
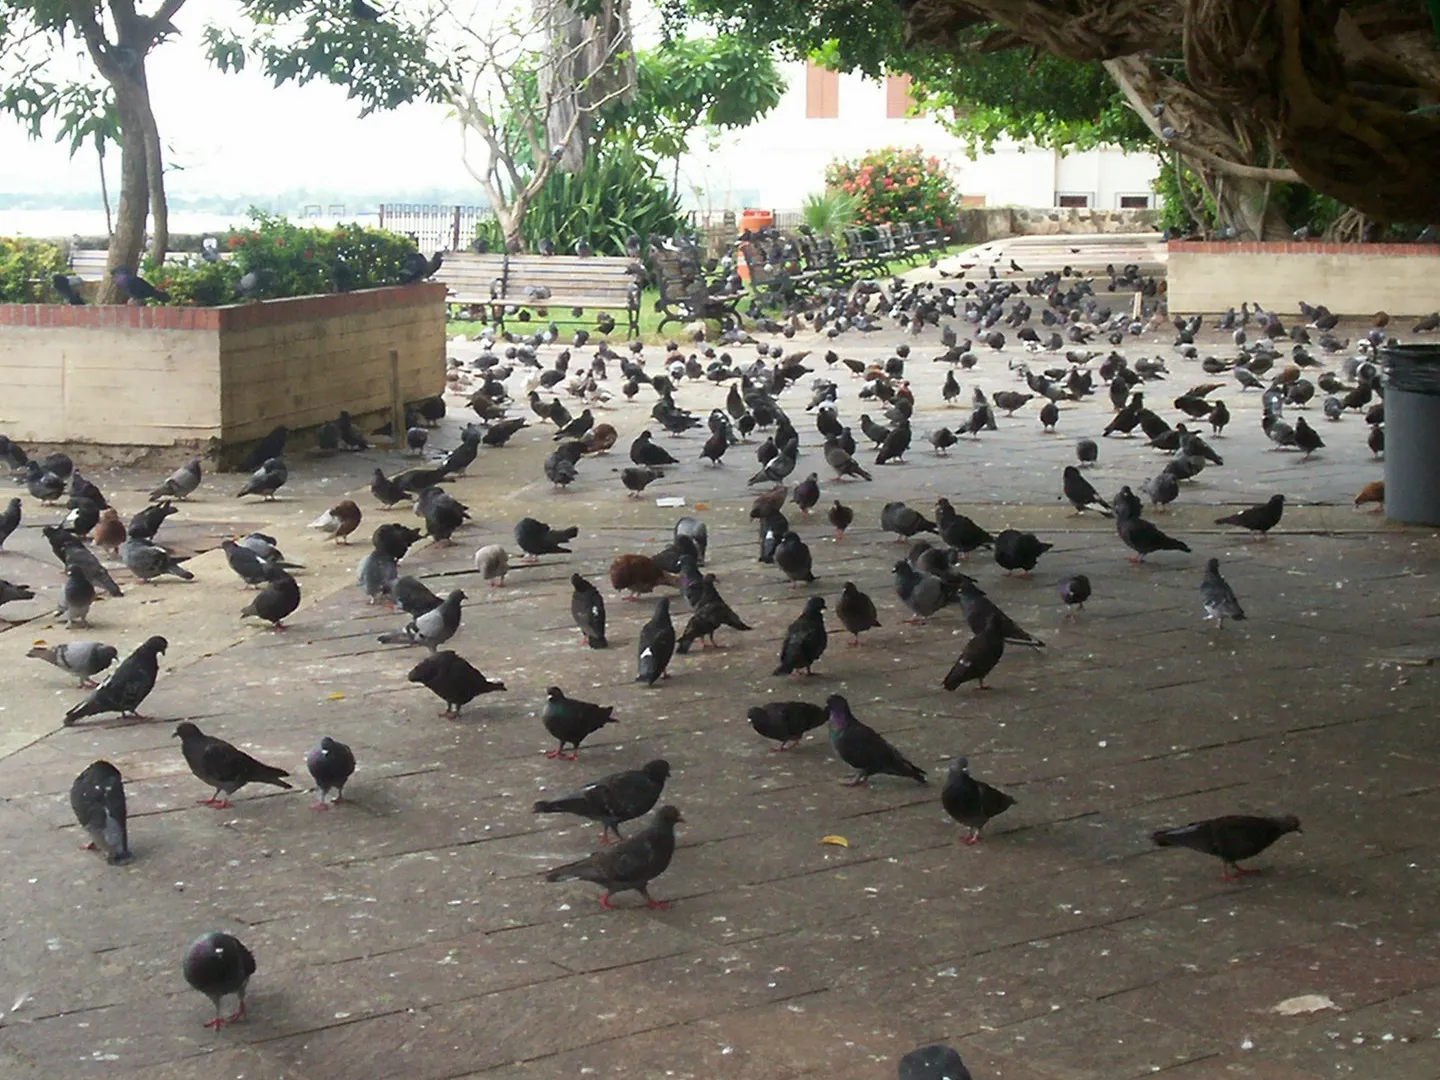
[1,236,1437,1079]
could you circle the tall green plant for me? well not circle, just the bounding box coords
[0,236,68,302]
[475,148,683,255]
[801,190,856,237]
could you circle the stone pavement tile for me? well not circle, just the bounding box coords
[963,1000,1225,1080]
[0,993,224,1077]
[1107,891,1343,968]
[1143,1056,1324,1079]
[486,915,705,976]
[1258,984,1440,1079]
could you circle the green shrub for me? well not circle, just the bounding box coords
[145,208,421,305]
[0,237,70,302]
[801,189,857,237]
[824,147,960,235]
[475,147,684,255]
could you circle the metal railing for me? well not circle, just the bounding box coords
[377,204,495,252]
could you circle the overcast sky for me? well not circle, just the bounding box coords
[0,0,665,199]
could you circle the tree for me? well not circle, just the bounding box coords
[594,35,785,193]
[1,0,186,293]
[678,0,1440,238]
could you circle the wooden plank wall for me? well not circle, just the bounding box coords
[217,284,447,445]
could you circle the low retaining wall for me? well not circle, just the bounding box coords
[1167,240,1440,316]
[956,207,1159,244]
[0,284,446,455]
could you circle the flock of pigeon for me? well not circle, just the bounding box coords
[1,254,1404,1073]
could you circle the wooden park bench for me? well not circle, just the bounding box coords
[435,252,641,337]
[651,246,745,333]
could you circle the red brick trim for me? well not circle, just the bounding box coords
[0,283,445,331]
[1168,240,1440,256]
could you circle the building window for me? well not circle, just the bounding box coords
[885,74,914,119]
[1118,194,1152,209]
[1056,193,1092,208]
[805,61,839,119]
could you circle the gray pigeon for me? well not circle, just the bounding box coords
[121,537,195,583]
[357,550,399,604]
[306,736,356,809]
[544,804,683,909]
[149,458,202,501]
[893,560,948,622]
[182,932,256,1029]
[65,543,123,597]
[378,588,465,651]
[28,640,119,687]
[533,759,671,841]
[0,497,20,549]
[56,563,95,627]
[1200,558,1246,628]
[70,759,131,864]
[222,539,272,587]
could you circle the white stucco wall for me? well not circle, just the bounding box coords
[676,62,1160,216]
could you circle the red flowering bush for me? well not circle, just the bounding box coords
[145,208,419,306]
[824,147,960,236]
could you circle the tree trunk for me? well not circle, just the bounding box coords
[534,0,634,174]
[104,87,151,303]
[140,89,168,266]
[97,142,113,237]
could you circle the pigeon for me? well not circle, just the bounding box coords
[636,597,677,686]
[610,554,678,598]
[941,614,1006,691]
[235,457,287,500]
[174,722,293,808]
[898,1045,973,1080]
[1200,558,1246,628]
[1115,502,1191,562]
[941,757,1015,844]
[793,472,821,514]
[533,760,671,842]
[149,458,202,501]
[621,465,663,497]
[993,529,1052,575]
[674,516,708,565]
[570,573,608,648]
[407,650,505,717]
[934,499,993,556]
[308,500,362,543]
[182,932,256,1029]
[893,560,949,623]
[774,595,828,676]
[28,640,118,687]
[0,496,19,550]
[52,272,86,304]
[542,687,616,758]
[746,700,829,751]
[417,487,469,545]
[222,539,274,587]
[773,531,816,587]
[836,581,881,645]
[70,760,131,863]
[544,805,683,909]
[62,541,123,597]
[1141,471,1180,511]
[56,563,95,628]
[306,736,356,809]
[121,536,195,584]
[824,442,874,481]
[356,549,399,605]
[881,501,936,541]
[1062,466,1112,516]
[371,468,408,508]
[514,517,578,560]
[676,581,752,652]
[64,635,167,725]
[22,461,64,502]
[826,694,926,786]
[1076,437,1098,466]
[1293,415,1324,459]
[240,567,301,630]
[956,580,1044,647]
[378,589,465,651]
[474,544,510,586]
[128,500,176,541]
[1214,493,1285,539]
[1059,573,1091,613]
[828,500,854,539]
[1151,814,1301,880]
[630,430,679,467]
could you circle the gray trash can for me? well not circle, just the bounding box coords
[1382,344,1440,525]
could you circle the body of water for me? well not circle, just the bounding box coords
[0,208,382,239]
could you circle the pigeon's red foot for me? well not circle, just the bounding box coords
[1221,865,1261,881]
[311,800,330,811]
[599,894,616,909]
[225,1003,246,1024]
[81,679,98,689]
[198,797,233,810]
[203,1016,226,1030]
[81,841,97,850]
[270,623,287,632]
[645,898,670,910]
[963,833,981,846]
[1127,555,1143,564]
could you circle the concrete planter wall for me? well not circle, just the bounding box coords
[0,284,446,457]
[1168,240,1440,316]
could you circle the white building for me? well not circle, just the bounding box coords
[676,61,1160,217]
